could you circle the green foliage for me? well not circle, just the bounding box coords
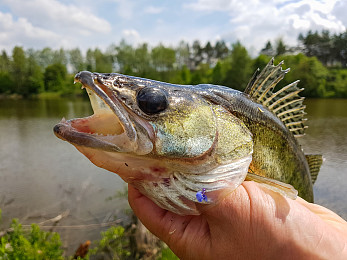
[152,44,176,71]
[252,54,271,72]
[44,63,67,92]
[87,226,131,259]
[0,208,179,260]
[158,245,179,260]
[275,38,286,56]
[223,41,252,91]
[1,30,347,98]
[0,219,63,259]
[326,69,347,97]
[276,54,330,97]
[0,72,14,94]
[299,29,347,67]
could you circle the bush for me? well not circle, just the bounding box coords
[0,217,63,259]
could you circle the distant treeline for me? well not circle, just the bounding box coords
[0,30,346,98]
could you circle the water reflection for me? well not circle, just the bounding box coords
[301,99,347,219]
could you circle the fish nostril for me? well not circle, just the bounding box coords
[74,72,81,82]
[96,77,104,84]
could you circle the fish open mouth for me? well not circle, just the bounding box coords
[54,71,151,154]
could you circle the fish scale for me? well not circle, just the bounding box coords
[54,58,322,215]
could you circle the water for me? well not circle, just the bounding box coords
[0,97,346,253]
[300,99,347,219]
[0,98,128,254]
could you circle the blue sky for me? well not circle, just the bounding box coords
[0,0,346,55]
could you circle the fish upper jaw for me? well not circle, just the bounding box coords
[53,71,154,155]
[75,71,137,142]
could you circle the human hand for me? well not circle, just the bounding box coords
[128,181,347,260]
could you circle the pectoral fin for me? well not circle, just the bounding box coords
[245,172,298,199]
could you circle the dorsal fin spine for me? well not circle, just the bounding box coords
[258,73,286,102]
[267,89,304,112]
[245,58,307,138]
[249,59,283,98]
[286,121,305,127]
[278,105,305,117]
[266,81,300,108]
[255,64,285,98]
[281,113,305,122]
[272,97,304,113]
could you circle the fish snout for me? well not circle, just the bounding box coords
[74,71,95,86]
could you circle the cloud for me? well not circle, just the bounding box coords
[185,0,346,54]
[144,6,164,14]
[0,0,113,51]
[113,0,135,20]
[0,11,61,51]
[2,0,111,34]
[122,29,141,44]
[332,0,347,27]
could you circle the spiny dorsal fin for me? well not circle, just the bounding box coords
[245,58,306,138]
[305,154,323,185]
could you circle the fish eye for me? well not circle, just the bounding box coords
[136,87,168,115]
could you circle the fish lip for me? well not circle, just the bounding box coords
[74,71,137,143]
[54,71,155,154]
[53,121,121,152]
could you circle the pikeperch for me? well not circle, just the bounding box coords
[54,59,322,215]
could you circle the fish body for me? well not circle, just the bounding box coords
[54,59,322,215]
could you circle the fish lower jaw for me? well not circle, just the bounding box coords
[54,117,136,153]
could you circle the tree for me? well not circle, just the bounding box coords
[275,38,286,56]
[11,46,27,94]
[35,47,54,68]
[151,44,176,71]
[0,72,14,93]
[298,30,333,66]
[260,41,275,56]
[190,63,212,85]
[175,41,190,69]
[53,48,68,66]
[203,41,214,65]
[69,48,85,73]
[223,41,252,91]
[279,53,329,97]
[252,54,270,74]
[211,61,224,85]
[326,69,347,97]
[0,50,12,93]
[214,40,229,60]
[191,40,203,69]
[134,43,151,77]
[332,30,347,67]
[86,48,95,71]
[94,48,113,72]
[26,50,44,95]
[115,40,135,74]
[179,65,191,84]
[44,63,67,92]
[0,50,10,72]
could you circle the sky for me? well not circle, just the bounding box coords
[0,0,346,55]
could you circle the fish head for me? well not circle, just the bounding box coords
[54,71,253,215]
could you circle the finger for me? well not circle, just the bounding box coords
[127,184,198,243]
[296,197,347,232]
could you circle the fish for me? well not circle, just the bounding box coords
[54,58,323,215]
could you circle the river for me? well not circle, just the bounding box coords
[0,97,346,253]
